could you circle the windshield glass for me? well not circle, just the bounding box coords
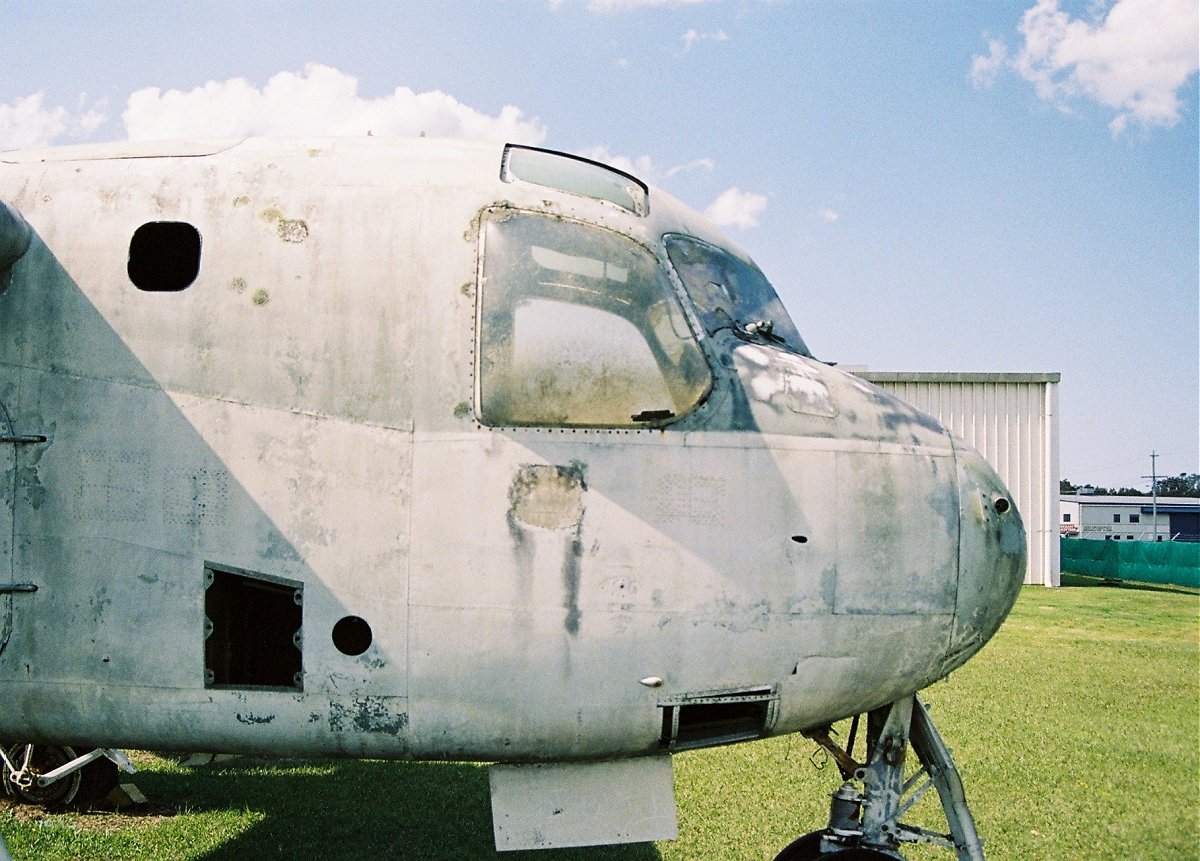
[664,235,810,356]
[478,212,711,427]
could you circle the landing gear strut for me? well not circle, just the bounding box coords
[0,744,133,808]
[777,695,986,861]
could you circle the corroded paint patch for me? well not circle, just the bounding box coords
[257,206,309,243]
[507,464,588,635]
[277,219,308,243]
[329,696,408,734]
[509,464,585,531]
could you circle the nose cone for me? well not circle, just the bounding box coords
[947,442,1026,670]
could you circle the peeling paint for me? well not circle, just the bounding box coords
[236,712,276,725]
[509,464,585,531]
[507,464,588,635]
[277,219,308,243]
[329,696,408,734]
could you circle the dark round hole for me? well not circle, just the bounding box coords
[994,497,1011,514]
[332,616,373,656]
[790,535,809,544]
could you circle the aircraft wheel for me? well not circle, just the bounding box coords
[774,831,825,860]
[2,744,82,807]
[774,832,898,860]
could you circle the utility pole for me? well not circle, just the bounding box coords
[1142,451,1160,542]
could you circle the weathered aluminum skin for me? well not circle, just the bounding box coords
[0,138,1025,764]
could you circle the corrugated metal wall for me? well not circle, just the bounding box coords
[855,372,1061,586]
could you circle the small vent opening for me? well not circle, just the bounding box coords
[204,565,303,690]
[660,687,776,751]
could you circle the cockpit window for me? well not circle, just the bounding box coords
[502,145,649,216]
[478,212,711,427]
[664,235,810,356]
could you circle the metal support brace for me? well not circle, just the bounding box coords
[859,696,914,852]
[0,745,136,789]
[854,695,986,860]
[908,698,985,861]
[802,694,987,861]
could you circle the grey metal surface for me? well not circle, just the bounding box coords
[0,138,1027,851]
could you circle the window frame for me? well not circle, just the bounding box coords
[473,209,713,430]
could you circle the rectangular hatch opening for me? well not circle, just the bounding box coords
[659,687,777,751]
[204,564,303,691]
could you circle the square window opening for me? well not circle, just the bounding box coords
[204,565,303,690]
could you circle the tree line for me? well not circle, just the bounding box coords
[1060,473,1200,498]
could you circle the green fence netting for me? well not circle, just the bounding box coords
[1061,538,1200,588]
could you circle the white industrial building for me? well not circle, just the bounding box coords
[854,372,1061,587]
[1060,495,1200,542]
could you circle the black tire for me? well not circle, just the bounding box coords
[774,831,827,861]
[1,744,82,807]
[774,832,899,861]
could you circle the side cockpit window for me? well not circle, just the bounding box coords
[664,235,810,357]
[478,212,710,428]
[128,221,201,292]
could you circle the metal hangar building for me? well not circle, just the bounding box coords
[853,371,1061,587]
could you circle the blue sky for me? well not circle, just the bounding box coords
[2,0,1196,488]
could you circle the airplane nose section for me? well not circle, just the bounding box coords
[947,441,1026,668]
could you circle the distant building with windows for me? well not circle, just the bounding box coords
[1060,495,1200,542]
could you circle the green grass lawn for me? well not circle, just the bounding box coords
[2,578,1196,860]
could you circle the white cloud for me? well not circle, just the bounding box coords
[704,187,767,229]
[0,93,68,149]
[122,64,547,144]
[818,208,840,223]
[662,157,716,178]
[0,92,109,149]
[680,28,729,52]
[970,38,1009,89]
[578,145,659,180]
[581,0,706,11]
[971,0,1199,134]
[579,145,714,184]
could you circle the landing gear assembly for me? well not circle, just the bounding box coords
[778,695,986,861]
[0,744,134,808]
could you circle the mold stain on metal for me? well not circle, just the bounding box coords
[17,465,45,509]
[562,531,583,635]
[506,463,588,635]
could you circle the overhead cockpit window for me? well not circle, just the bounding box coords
[664,235,810,356]
[502,145,649,217]
[478,212,710,428]
[127,221,202,292]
